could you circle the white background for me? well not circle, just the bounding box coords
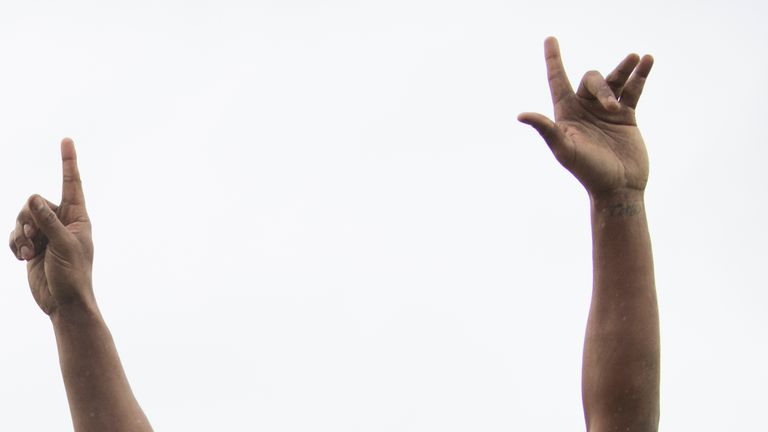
[1,1,766,430]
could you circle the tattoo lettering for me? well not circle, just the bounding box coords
[605,202,641,217]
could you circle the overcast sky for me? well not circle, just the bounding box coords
[1,1,766,431]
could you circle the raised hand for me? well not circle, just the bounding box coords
[8,139,152,431]
[518,37,654,199]
[519,38,661,432]
[8,138,94,316]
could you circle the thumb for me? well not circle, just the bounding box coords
[28,195,69,245]
[517,112,573,162]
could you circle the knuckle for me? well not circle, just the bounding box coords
[43,213,57,225]
[584,70,601,79]
[63,174,81,184]
[17,208,29,223]
[12,229,27,246]
[42,209,57,225]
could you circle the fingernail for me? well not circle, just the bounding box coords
[20,246,32,260]
[23,224,33,238]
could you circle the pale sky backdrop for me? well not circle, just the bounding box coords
[1,1,766,431]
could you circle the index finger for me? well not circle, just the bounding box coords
[60,137,86,206]
[544,37,574,105]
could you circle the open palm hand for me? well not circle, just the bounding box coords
[519,37,654,198]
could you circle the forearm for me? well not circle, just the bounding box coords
[51,299,152,432]
[582,190,659,432]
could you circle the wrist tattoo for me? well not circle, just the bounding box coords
[604,202,642,217]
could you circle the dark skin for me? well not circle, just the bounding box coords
[8,38,656,431]
[519,38,653,197]
[9,138,152,432]
[520,37,659,432]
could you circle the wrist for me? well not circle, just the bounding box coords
[50,296,102,328]
[589,189,646,217]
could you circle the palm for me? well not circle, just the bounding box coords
[26,218,91,315]
[553,97,648,194]
[519,37,653,197]
[27,258,53,312]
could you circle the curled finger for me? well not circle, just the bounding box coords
[577,70,621,112]
[14,213,36,260]
[9,230,21,260]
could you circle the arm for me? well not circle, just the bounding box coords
[519,38,659,432]
[9,138,152,432]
